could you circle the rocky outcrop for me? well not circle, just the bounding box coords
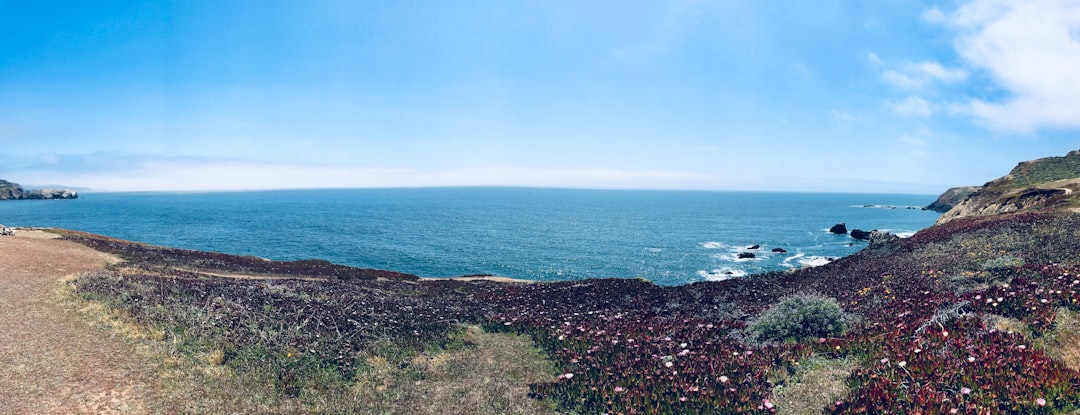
[0,180,24,200]
[737,252,756,259]
[936,150,1080,224]
[0,225,13,236]
[0,180,78,201]
[925,186,980,213]
[850,229,871,240]
[25,189,79,200]
[771,248,787,253]
[868,230,899,249]
[829,223,848,234]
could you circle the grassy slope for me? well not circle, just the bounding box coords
[65,209,1080,414]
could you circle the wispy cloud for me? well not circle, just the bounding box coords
[938,0,1080,133]
[888,96,933,116]
[880,60,967,89]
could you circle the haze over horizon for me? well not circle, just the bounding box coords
[2,1,1079,194]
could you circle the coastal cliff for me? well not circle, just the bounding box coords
[935,150,1080,224]
[924,185,979,213]
[0,180,78,200]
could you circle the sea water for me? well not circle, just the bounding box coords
[0,188,938,286]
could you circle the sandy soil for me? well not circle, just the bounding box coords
[0,230,158,414]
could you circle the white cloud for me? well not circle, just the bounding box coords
[921,7,947,24]
[867,53,886,66]
[911,61,968,83]
[945,0,1080,132]
[881,61,967,89]
[889,96,933,116]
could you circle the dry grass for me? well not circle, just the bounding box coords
[771,355,858,415]
[1039,308,1080,371]
[353,325,562,415]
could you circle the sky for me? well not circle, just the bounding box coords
[1,0,1078,194]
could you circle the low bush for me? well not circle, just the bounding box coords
[747,293,848,343]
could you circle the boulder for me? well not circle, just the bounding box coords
[869,230,900,249]
[771,248,787,253]
[829,223,848,234]
[850,229,872,240]
[747,244,760,250]
[737,252,756,259]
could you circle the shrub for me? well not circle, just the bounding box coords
[747,293,847,343]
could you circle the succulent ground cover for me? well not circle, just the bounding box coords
[70,211,1080,413]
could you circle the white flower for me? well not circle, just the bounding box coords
[898,361,907,368]
[967,356,975,363]
[719,375,729,383]
[664,361,674,368]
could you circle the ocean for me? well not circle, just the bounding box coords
[0,188,938,286]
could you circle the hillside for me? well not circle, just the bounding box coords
[937,150,1080,224]
[63,209,1080,414]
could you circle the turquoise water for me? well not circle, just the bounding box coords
[0,188,938,285]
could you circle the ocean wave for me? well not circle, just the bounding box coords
[644,247,664,253]
[877,229,917,238]
[781,253,833,268]
[701,241,725,249]
[698,268,747,281]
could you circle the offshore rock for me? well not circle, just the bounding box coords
[737,252,756,259]
[829,223,848,234]
[850,229,871,241]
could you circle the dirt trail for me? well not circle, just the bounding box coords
[0,230,158,414]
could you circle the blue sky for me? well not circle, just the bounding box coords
[1,0,1078,193]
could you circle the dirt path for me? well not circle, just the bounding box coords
[0,230,158,414]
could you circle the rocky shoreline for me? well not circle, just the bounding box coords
[0,179,78,200]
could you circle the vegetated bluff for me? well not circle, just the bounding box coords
[936,149,1080,224]
[65,150,1080,414]
[0,179,78,200]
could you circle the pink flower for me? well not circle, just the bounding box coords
[967,356,976,363]
[763,399,774,409]
[942,330,949,337]
[1037,398,1047,406]
[614,386,625,393]
[562,372,573,380]
[880,358,889,364]
[961,387,971,395]
[679,397,687,402]
[949,409,958,414]
[664,361,674,368]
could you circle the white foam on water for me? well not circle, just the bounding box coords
[698,268,747,281]
[798,256,833,267]
[781,252,805,268]
[701,241,725,249]
[644,247,664,253]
